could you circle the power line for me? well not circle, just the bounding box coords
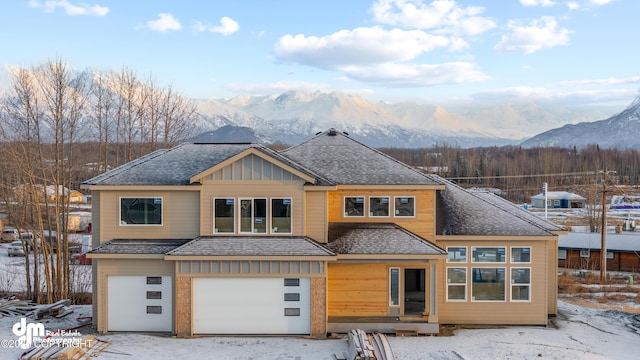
[445,171,605,181]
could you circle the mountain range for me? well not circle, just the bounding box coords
[194,90,623,148]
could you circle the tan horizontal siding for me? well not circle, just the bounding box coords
[305,191,327,243]
[437,239,549,325]
[99,190,199,244]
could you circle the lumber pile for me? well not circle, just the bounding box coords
[347,329,396,360]
[0,297,74,319]
[20,335,110,360]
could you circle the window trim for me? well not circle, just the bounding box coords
[393,196,416,218]
[510,246,532,264]
[510,267,531,302]
[471,246,507,263]
[446,267,467,302]
[579,249,590,258]
[447,246,468,263]
[344,196,366,218]
[369,196,391,218]
[471,267,506,302]
[213,197,236,234]
[270,197,293,234]
[119,197,163,226]
[558,249,567,260]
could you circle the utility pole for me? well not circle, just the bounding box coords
[600,170,607,283]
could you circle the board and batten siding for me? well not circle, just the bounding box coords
[98,190,199,243]
[305,191,328,243]
[327,190,436,240]
[199,182,306,236]
[95,259,175,333]
[436,239,549,325]
[327,263,389,316]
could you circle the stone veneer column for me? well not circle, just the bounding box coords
[310,276,327,338]
[175,276,192,337]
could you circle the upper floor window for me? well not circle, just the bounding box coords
[271,198,292,234]
[240,198,267,233]
[120,197,162,225]
[511,247,531,263]
[394,196,415,217]
[447,246,467,263]
[369,197,390,217]
[472,247,506,263]
[344,196,365,217]
[214,198,235,233]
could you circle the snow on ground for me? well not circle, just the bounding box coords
[0,301,639,360]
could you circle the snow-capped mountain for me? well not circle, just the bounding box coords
[520,97,640,150]
[194,91,516,148]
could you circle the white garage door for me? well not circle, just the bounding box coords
[193,277,310,334]
[107,275,173,332]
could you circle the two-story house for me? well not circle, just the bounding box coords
[82,129,564,337]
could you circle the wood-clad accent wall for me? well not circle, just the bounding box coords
[327,263,389,316]
[305,191,327,243]
[326,190,435,240]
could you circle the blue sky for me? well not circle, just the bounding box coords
[1,0,637,108]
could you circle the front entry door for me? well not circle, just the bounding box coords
[404,268,426,315]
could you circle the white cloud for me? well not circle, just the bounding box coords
[370,0,496,36]
[194,17,239,35]
[559,76,640,86]
[589,0,615,5]
[566,0,615,10]
[275,27,460,70]
[342,62,490,87]
[471,86,636,104]
[28,0,109,16]
[567,1,580,9]
[146,13,182,32]
[520,0,557,6]
[494,16,572,54]
[226,80,331,94]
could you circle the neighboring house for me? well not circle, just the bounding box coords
[558,232,640,272]
[13,184,84,203]
[82,129,564,337]
[530,191,587,209]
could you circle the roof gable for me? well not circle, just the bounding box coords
[190,148,316,184]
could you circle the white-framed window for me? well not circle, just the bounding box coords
[471,267,505,301]
[447,246,467,263]
[472,247,506,263]
[579,249,590,258]
[369,196,390,217]
[271,198,292,234]
[120,197,163,225]
[344,196,365,217]
[511,247,531,263]
[558,249,567,260]
[607,251,614,260]
[510,268,531,302]
[447,267,467,301]
[239,198,267,233]
[394,196,415,217]
[213,198,235,233]
[389,267,400,306]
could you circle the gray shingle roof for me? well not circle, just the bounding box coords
[433,177,561,236]
[82,143,322,186]
[280,129,443,186]
[89,239,191,254]
[559,232,640,252]
[326,223,446,255]
[166,236,335,257]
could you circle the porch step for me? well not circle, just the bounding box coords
[394,327,419,337]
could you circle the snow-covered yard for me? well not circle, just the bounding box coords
[0,301,638,359]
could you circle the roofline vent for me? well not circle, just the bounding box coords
[328,128,337,136]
